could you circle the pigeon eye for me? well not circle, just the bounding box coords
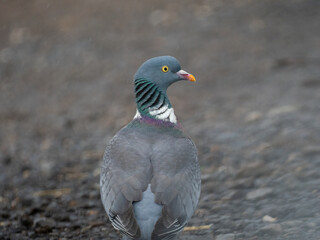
[161,66,169,72]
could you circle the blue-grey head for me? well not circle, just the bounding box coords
[134,56,196,90]
[133,56,196,119]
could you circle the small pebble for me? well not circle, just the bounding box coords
[246,188,273,200]
[216,233,235,240]
[259,224,282,236]
[262,215,277,222]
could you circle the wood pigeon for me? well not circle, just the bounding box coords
[100,56,201,240]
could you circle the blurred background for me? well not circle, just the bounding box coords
[1,0,320,239]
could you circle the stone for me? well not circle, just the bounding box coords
[259,224,282,236]
[33,217,56,233]
[216,233,235,240]
[262,215,277,222]
[246,188,273,200]
[267,105,297,117]
[245,111,262,122]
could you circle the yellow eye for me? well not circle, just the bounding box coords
[161,66,169,72]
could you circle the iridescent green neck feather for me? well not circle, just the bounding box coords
[134,78,177,123]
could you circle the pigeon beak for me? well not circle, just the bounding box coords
[176,70,196,82]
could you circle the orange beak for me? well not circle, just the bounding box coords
[176,70,196,82]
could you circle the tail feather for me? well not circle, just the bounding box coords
[133,184,163,240]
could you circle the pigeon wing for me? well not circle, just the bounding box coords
[100,127,152,239]
[151,138,201,239]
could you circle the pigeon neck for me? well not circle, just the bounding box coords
[133,78,177,124]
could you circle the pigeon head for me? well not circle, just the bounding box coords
[133,56,196,123]
[134,56,195,90]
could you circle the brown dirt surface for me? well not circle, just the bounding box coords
[1,0,320,239]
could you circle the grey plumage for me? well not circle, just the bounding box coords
[134,185,162,239]
[100,56,201,240]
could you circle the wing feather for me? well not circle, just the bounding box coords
[151,138,201,239]
[100,128,152,239]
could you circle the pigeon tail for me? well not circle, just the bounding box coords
[133,184,163,240]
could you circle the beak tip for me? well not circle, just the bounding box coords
[189,74,196,82]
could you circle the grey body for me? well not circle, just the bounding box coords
[100,119,201,240]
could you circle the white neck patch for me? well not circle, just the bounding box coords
[133,105,177,124]
[133,110,141,119]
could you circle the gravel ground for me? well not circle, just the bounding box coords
[1,1,320,239]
